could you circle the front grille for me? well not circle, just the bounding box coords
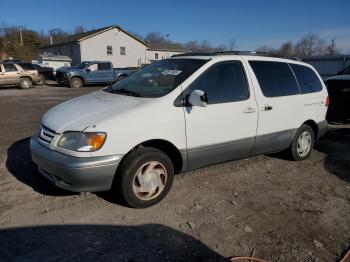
[39,125,56,144]
[55,71,65,81]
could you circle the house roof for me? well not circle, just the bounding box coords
[41,25,147,48]
[147,42,187,52]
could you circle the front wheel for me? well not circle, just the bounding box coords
[114,147,174,208]
[69,77,83,88]
[289,124,314,161]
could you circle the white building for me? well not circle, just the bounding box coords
[41,25,187,68]
[35,53,71,70]
[146,43,187,63]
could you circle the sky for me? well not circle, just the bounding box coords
[1,0,350,53]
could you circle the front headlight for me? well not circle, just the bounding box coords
[57,132,107,152]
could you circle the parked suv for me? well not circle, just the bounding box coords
[0,63,41,89]
[30,54,328,208]
[325,64,350,123]
[56,61,135,88]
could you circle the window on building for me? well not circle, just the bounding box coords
[4,64,18,72]
[120,46,126,55]
[107,45,113,55]
[155,53,159,59]
[187,61,249,104]
[289,64,323,94]
[249,61,300,97]
[98,63,112,70]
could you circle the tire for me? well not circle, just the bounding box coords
[18,77,33,89]
[114,147,174,208]
[69,77,83,88]
[35,75,45,86]
[289,124,315,161]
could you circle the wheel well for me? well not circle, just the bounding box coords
[69,76,84,83]
[19,76,32,81]
[128,139,183,174]
[303,120,318,138]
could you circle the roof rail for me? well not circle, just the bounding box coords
[172,51,301,61]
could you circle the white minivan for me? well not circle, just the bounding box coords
[30,53,328,208]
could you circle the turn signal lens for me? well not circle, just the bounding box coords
[325,96,330,107]
[78,132,107,152]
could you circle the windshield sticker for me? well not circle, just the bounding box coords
[162,70,182,76]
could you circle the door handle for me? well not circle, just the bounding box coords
[261,105,273,111]
[243,106,256,113]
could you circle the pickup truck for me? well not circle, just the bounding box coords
[55,61,135,88]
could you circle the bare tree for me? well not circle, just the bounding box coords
[228,38,236,51]
[278,41,295,57]
[74,25,86,34]
[144,32,167,43]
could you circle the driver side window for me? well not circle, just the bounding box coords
[187,61,249,104]
[88,64,98,72]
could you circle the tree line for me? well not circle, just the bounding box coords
[0,23,340,62]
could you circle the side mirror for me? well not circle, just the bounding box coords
[85,68,91,73]
[188,89,208,107]
[337,70,344,75]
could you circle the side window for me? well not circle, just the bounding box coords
[249,61,300,97]
[107,45,113,55]
[289,64,323,94]
[88,63,98,72]
[3,64,18,72]
[120,46,126,56]
[188,61,249,104]
[98,63,111,70]
[18,63,35,70]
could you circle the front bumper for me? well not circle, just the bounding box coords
[30,135,122,192]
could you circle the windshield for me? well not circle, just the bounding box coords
[105,59,208,98]
[71,62,91,69]
[343,65,350,74]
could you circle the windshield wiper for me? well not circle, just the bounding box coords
[109,88,141,97]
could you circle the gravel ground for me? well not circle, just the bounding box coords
[0,84,349,262]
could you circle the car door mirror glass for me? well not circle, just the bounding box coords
[188,89,207,107]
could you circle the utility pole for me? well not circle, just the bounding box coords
[19,27,23,46]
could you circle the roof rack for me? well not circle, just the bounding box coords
[172,51,301,61]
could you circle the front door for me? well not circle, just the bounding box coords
[182,60,258,170]
[85,63,114,83]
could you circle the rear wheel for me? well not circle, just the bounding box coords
[113,147,174,208]
[289,124,314,161]
[69,77,83,88]
[18,77,32,89]
[35,74,45,86]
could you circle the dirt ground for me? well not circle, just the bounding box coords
[0,84,349,262]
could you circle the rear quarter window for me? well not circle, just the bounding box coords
[289,64,323,94]
[249,61,300,97]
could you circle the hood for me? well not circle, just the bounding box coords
[326,74,350,81]
[41,90,148,133]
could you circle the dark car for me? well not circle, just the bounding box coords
[32,64,55,81]
[17,63,55,84]
[325,64,350,123]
